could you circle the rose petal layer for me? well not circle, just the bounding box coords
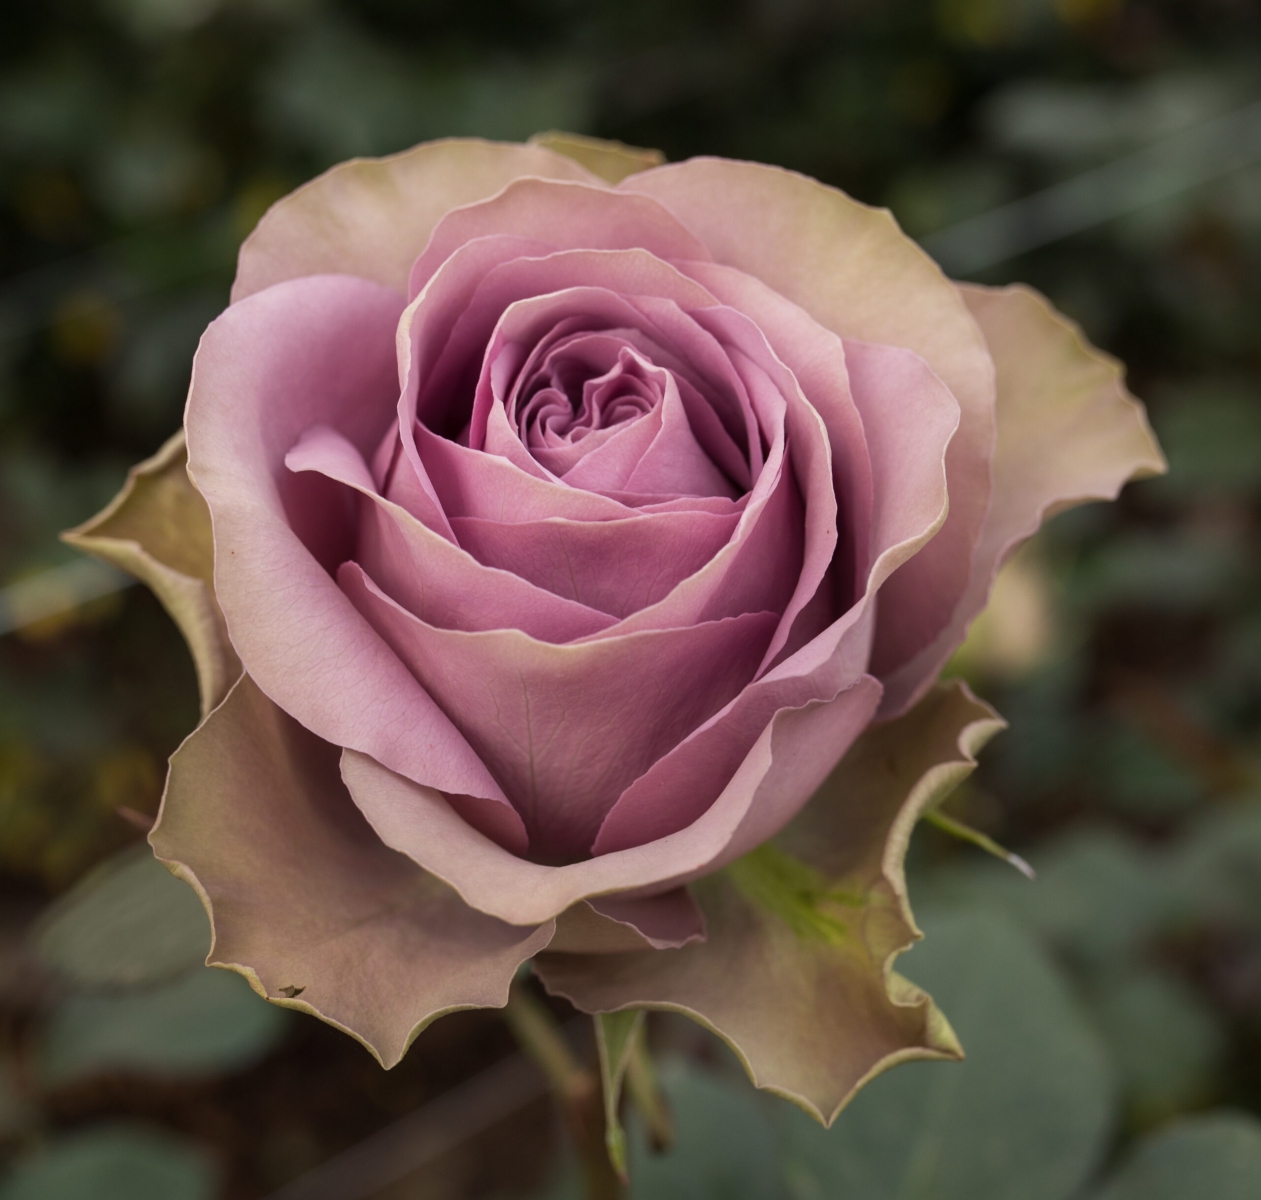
[62,431,240,716]
[535,681,1004,1124]
[152,674,553,1069]
[625,158,996,681]
[233,139,600,302]
[185,274,516,812]
[340,673,881,925]
[876,283,1167,713]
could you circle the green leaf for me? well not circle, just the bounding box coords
[922,808,1035,879]
[1173,804,1261,935]
[1087,969,1225,1125]
[1089,1113,1261,1200]
[778,907,1116,1200]
[0,1123,217,1200]
[34,843,209,991]
[39,965,288,1085]
[922,826,1170,972]
[594,1010,644,1181]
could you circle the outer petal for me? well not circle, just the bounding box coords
[62,431,240,716]
[231,139,600,301]
[535,681,1005,1125]
[528,131,665,185]
[877,284,1167,714]
[408,179,710,298]
[152,675,553,1069]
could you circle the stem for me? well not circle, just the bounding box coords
[625,1031,673,1153]
[504,982,625,1200]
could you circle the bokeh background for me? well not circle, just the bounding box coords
[1,1,1260,1197]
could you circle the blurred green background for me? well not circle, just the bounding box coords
[2,0,1261,1197]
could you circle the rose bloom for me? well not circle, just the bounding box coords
[70,134,1163,1122]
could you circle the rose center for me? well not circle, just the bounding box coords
[516,342,661,451]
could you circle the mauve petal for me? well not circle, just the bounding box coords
[592,603,877,854]
[448,509,739,619]
[593,437,799,639]
[624,158,996,659]
[445,258,718,452]
[471,285,758,499]
[577,304,837,646]
[679,261,873,607]
[392,235,558,530]
[618,374,738,498]
[594,331,959,852]
[232,139,598,302]
[184,275,511,810]
[338,674,881,926]
[408,178,710,299]
[689,306,839,671]
[415,422,644,522]
[535,683,1003,1125]
[153,674,552,1068]
[877,283,1165,714]
[339,560,778,862]
[285,425,615,642]
[63,432,240,717]
[843,340,972,680]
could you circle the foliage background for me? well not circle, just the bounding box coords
[1,0,1260,1196]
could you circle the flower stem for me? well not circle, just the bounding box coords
[504,982,625,1200]
[625,1031,673,1153]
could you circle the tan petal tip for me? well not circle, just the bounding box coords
[529,131,665,184]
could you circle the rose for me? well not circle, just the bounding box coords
[68,133,1163,1122]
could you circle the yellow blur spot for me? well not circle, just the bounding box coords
[51,290,121,366]
[952,545,1056,682]
[1055,0,1124,27]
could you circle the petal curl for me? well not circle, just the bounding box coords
[152,675,553,1069]
[877,284,1166,714]
[62,431,240,716]
[535,681,1004,1125]
[409,178,709,298]
[528,131,665,185]
[232,139,598,301]
[550,890,706,953]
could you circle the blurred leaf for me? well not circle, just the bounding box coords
[262,18,590,162]
[981,72,1244,163]
[778,908,1115,1200]
[39,965,288,1085]
[1093,719,1205,821]
[923,827,1170,972]
[0,1123,217,1200]
[1148,380,1261,500]
[1087,969,1225,1125]
[1172,804,1261,935]
[34,842,209,991]
[1069,531,1243,614]
[627,1061,785,1200]
[1088,1112,1261,1200]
